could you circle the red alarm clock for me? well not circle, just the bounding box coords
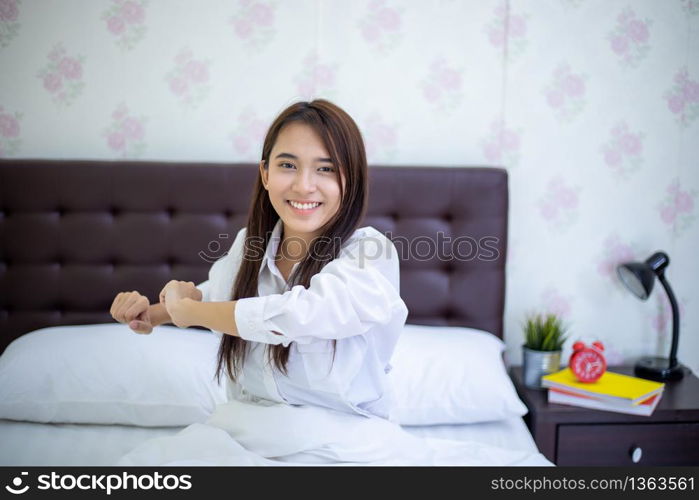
[569,341,607,383]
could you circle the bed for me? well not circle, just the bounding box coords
[0,159,553,466]
[0,414,540,466]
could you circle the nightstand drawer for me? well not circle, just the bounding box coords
[557,422,699,466]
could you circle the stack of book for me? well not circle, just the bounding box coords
[540,368,665,416]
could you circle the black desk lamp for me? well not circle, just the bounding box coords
[616,251,689,381]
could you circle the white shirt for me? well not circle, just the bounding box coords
[196,218,408,420]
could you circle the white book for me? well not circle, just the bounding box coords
[548,388,662,417]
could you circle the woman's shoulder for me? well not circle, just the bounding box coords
[347,225,394,246]
[340,226,399,262]
[228,226,248,253]
[352,225,382,238]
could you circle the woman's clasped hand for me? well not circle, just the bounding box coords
[109,291,153,335]
[158,280,203,328]
[109,280,203,334]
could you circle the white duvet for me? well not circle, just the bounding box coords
[116,399,554,467]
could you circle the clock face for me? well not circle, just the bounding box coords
[571,350,606,382]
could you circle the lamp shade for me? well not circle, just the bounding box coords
[616,262,655,300]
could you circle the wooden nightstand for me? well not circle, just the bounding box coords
[509,365,699,466]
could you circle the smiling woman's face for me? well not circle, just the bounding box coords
[260,122,345,242]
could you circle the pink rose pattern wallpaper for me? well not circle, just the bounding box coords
[0,0,696,370]
[607,7,652,68]
[541,286,572,320]
[363,111,398,163]
[543,63,587,122]
[665,68,699,127]
[0,0,20,48]
[537,176,580,232]
[230,0,276,51]
[486,1,528,62]
[482,119,521,168]
[101,0,148,51]
[35,43,85,106]
[420,56,464,114]
[103,103,147,158]
[294,51,338,101]
[357,0,404,54]
[682,0,699,16]
[600,121,644,180]
[166,48,211,108]
[229,107,267,156]
[658,179,697,237]
[0,105,21,156]
[597,233,638,285]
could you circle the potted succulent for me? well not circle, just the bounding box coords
[522,313,569,389]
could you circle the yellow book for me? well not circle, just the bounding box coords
[541,368,665,405]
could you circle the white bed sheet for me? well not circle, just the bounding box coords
[0,416,540,466]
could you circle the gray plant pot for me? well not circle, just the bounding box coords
[522,346,562,389]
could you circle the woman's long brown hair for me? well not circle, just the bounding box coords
[214,99,369,385]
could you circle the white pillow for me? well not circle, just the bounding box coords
[388,324,528,425]
[0,324,228,427]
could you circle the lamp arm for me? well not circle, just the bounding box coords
[657,272,679,366]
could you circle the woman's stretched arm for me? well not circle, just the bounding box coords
[160,233,404,344]
[166,299,248,338]
[231,233,406,346]
[167,298,290,340]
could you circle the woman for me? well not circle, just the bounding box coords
[109,99,408,421]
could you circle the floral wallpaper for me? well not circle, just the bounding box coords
[36,43,85,106]
[0,0,697,374]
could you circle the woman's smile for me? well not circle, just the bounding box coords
[287,199,323,216]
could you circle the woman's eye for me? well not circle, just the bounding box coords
[280,163,334,173]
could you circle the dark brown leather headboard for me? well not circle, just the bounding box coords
[0,160,508,353]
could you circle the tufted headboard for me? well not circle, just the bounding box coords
[0,160,508,353]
